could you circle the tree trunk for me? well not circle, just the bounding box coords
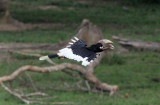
[0,0,28,31]
[76,19,103,46]
[0,0,11,24]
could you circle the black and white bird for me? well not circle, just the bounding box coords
[39,37,114,66]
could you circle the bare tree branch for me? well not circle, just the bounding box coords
[0,19,118,104]
[0,63,86,83]
[113,36,160,52]
[10,51,42,57]
[0,82,31,104]
[24,92,48,97]
[0,41,68,52]
[27,101,75,105]
[0,63,118,96]
[0,82,74,104]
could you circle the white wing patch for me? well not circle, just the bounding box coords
[58,37,93,66]
[58,47,92,66]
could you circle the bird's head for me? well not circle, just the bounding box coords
[98,39,114,50]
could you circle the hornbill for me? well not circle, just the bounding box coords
[39,37,114,66]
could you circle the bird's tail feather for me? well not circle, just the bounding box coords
[39,56,49,60]
[48,54,58,58]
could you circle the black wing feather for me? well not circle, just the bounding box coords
[69,38,97,62]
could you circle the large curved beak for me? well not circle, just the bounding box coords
[109,44,114,49]
[98,39,114,50]
[101,43,114,50]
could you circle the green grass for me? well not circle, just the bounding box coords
[0,25,160,43]
[0,0,160,105]
[10,0,160,25]
[0,51,160,105]
[6,0,160,43]
[0,29,76,43]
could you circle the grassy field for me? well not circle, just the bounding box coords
[0,0,160,105]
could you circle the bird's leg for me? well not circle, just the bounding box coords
[85,80,91,93]
[46,58,56,65]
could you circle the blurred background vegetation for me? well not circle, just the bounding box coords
[0,0,160,105]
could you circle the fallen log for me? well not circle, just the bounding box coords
[113,36,160,52]
[0,41,68,52]
[0,63,118,104]
[0,63,118,93]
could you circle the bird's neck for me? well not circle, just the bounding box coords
[87,43,103,52]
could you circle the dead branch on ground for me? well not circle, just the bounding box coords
[0,41,68,52]
[0,63,118,94]
[0,19,118,104]
[0,75,73,104]
[0,63,117,104]
[113,36,160,52]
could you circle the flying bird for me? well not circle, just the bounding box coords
[39,37,114,66]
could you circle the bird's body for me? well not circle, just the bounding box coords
[39,37,114,66]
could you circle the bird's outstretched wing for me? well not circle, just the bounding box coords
[58,37,98,66]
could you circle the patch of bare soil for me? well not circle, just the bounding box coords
[38,5,61,10]
[0,18,33,31]
[38,5,76,11]
[76,0,92,4]
[0,23,29,31]
[0,22,65,31]
[32,23,65,29]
